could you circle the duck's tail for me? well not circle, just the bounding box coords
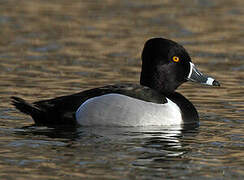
[11,96,43,124]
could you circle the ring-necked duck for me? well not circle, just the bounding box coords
[12,38,220,127]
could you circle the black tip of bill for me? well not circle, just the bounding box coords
[212,80,220,87]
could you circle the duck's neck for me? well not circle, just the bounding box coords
[140,73,175,95]
[140,80,175,96]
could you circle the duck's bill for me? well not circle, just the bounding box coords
[187,62,220,86]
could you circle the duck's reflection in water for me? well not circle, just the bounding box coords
[15,123,198,165]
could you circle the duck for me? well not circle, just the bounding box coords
[11,38,220,127]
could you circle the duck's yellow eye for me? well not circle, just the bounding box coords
[172,56,180,62]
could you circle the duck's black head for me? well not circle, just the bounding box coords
[140,38,220,94]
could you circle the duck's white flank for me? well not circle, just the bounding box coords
[75,93,182,126]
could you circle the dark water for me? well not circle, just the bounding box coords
[0,0,244,179]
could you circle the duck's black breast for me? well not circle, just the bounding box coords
[166,92,199,124]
